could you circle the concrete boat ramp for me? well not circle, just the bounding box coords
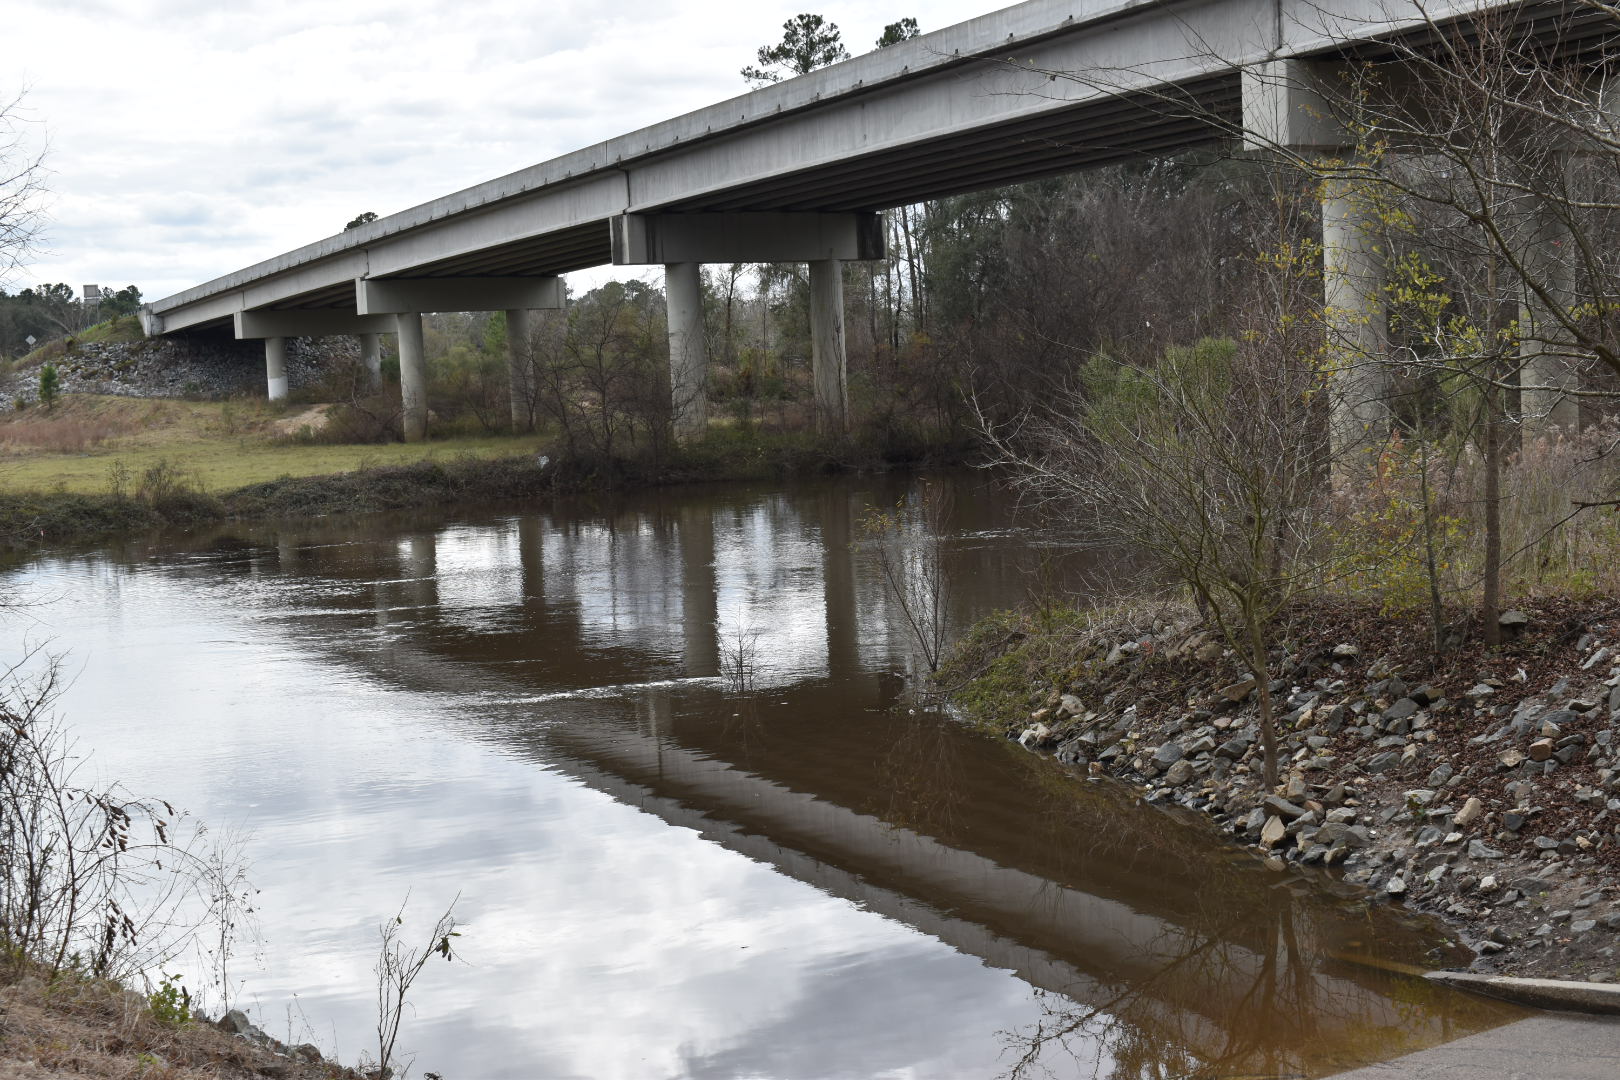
[1328,976,1620,1078]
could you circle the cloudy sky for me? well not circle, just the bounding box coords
[7,1,997,304]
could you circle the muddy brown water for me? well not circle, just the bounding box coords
[5,473,1523,1078]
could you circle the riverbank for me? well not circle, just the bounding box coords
[0,418,953,550]
[0,960,355,1079]
[940,596,1620,982]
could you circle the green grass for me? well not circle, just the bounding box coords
[0,394,549,494]
[0,434,550,494]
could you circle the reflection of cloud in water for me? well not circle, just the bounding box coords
[714,497,829,687]
[677,946,1096,1080]
[431,523,523,621]
[548,520,687,656]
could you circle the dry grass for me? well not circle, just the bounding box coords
[1331,424,1620,609]
[0,415,139,454]
[0,965,351,1080]
[0,394,548,494]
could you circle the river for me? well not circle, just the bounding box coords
[2,473,1522,1079]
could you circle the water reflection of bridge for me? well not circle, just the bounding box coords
[153,477,1515,1076]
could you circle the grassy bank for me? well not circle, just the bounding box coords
[0,396,954,548]
[0,394,552,492]
[939,595,1620,981]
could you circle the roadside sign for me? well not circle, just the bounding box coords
[24,335,35,346]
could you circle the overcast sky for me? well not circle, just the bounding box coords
[8,1,998,303]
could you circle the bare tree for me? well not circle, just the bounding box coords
[0,89,47,286]
[976,210,1371,787]
[367,896,460,1080]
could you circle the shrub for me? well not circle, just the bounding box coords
[148,972,192,1025]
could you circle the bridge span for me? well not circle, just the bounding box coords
[141,0,1603,440]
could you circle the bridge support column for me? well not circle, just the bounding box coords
[1321,173,1388,462]
[1520,213,1579,433]
[359,333,382,389]
[396,313,428,442]
[810,260,849,435]
[264,337,289,402]
[664,262,709,439]
[506,308,534,433]
[611,213,884,438]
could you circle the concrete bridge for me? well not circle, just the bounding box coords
[141,0,1602,441]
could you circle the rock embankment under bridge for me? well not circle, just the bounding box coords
[0,334,354,408]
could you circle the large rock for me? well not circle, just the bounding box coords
[1454,796,1484,827]
[1163,759,1195,786]
[1018,723,1053,749]
[1315,822,1371,848]
[1366,751,1401,773]
[1263,795,1309,821]
[1153,742,1184,768]
[1384,697,1421,722]
[1219,678,1258,703]
[1260,815,1287,848]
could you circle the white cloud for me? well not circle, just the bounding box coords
[8,2,991,300]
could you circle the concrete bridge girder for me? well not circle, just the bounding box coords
[613,212,886,437]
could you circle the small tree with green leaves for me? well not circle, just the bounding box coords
[37,362,58,409]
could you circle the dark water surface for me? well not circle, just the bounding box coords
[5,474,1522,1078]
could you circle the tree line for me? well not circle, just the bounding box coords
[0,283,144,360]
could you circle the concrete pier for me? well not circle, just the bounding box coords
[506,308,533,433]
[264,337,288,402]
[664,262,708,439]
[359,332,381,389]
[396,313,427,442]
[809,260,849,434]
[1520,214,1580,432]
[1322,174,1389,460]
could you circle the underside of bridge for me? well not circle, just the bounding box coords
[142,0,1619,441]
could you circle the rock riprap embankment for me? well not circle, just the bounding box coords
[0,335,356,407]
[1002,607,1620,980]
